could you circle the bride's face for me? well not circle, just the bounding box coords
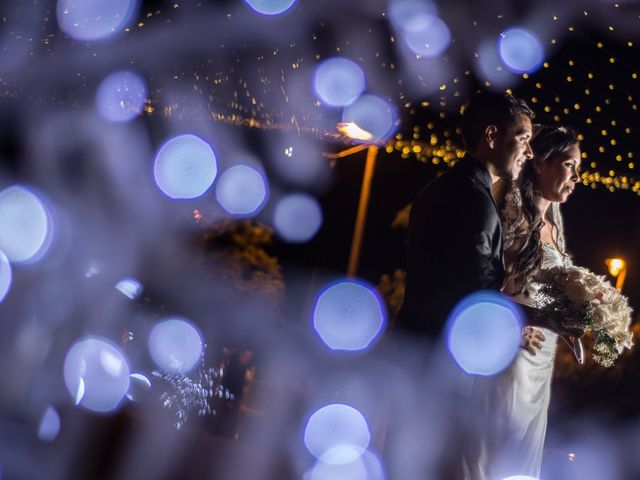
[535,143,581,203]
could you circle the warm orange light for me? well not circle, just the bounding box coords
[605,258,626,277]
[337,122,374,142]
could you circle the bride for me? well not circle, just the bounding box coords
[465,124,582,479]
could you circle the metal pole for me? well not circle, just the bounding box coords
[347,145,378,278]
[616,266,627,292]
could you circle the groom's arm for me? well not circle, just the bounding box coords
[454,192,503,292]
[518,303,584,337]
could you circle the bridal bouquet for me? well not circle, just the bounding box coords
[535,265,634,367]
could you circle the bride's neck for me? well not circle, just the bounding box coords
[535,195,551,218]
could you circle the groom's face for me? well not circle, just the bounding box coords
[494,113,533,180]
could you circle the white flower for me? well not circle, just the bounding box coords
[590,304,611,328]
[565,280,589,303]
[538,264,634,367]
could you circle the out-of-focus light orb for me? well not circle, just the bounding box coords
[341,94,397,144]
[85,263,101,278]
[359,449,386,480]
[0,250,11,304]
[475,39,516,90]
[154,134,218,199]
[63,336,130,412]
[75,379,85,405]
[308,449,385,480]
[446,291,523,376]
[313,57,366,107]
[243,0,296,15]
[388,0,438,31]
[37,406,61,442]
[501,476,539,480]
[560,435,619,480]
[402,15,451,57]
[126,373,151,401]
[273,193,322,243]
[313,280,386,352]
[215,165,268,216]
[96,70,147,123]
[304,403,371,463]
[0,186,51,263]
[115,278,143,300]
[308,451,367,480]
[271,137,330,190]
[149,318,203,374]
[498,28,544,73]
[56,0,139,41]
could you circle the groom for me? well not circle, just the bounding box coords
[397,91,534,338]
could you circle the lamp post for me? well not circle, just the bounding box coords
[605,257,627,291]
[326,122,379,278]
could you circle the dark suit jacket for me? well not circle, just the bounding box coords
[396,156,505,338]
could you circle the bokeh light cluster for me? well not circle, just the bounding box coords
[63,337,130,413]
[312,280,386,352]
[273,193,323,243]
[0,0,638,478]
[341,95,397,144]
[446,291,523,376]
[56,0,139,41]
[148,318,203,374]
[115,278,143,300]
[0,251,11,304]
[96,70,147,123]
[127,373,152,401]
[313,58,366,108]
[37,406,61,442]
[498,28,544,74]
[243,0,297,16]
[0,186,51,264]
[303,404,385,479]
[154,135,218,199]
[304,403,371,462]
[215,164,268,216]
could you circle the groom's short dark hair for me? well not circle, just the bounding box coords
[461,91,535,152]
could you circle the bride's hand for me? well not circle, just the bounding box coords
[521,326,545,355]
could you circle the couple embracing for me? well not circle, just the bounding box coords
[397,91,583,479]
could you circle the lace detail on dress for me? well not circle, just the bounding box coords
[522,243,572,307]
[500,183,525,250]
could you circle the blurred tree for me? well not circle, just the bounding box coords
[193,217,284,307]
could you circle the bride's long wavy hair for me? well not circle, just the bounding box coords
[503,124,578,294]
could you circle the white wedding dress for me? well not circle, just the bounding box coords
[462,243,565,480]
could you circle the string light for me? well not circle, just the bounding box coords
[0,1,635,196]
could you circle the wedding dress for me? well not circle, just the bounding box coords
[457,178,573,479]
[459,243,565,480]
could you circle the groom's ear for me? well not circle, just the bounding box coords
[484,125,499,149]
